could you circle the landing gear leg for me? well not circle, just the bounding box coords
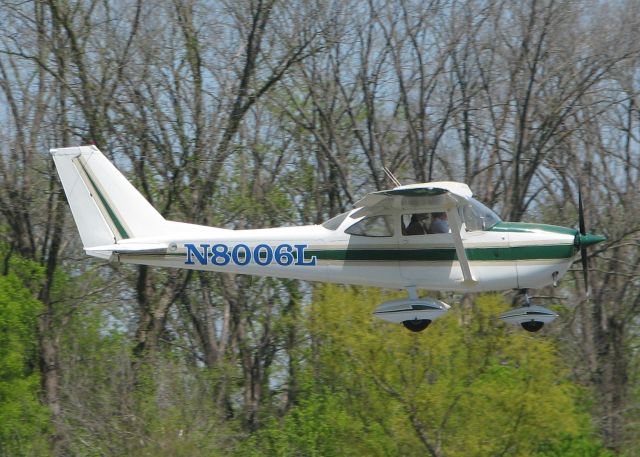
[407,286,418,300]
[514,288,532,307]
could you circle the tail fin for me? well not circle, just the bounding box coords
[51,146,167,249]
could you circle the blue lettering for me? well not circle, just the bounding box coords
[275,244,294,266]
[294,244,316,266]
[211,244,231,266]
[185,243,209,265]
[254,244,273,266]
[184,243,317,267]
[232,244,251,266]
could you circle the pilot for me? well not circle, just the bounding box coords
[405,213,429,235]
[429,212,449,233]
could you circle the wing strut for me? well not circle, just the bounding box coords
[447,208,477,285]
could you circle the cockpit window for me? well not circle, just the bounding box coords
[322,212,349,230]
[460,198,501,231]
[402,213,450,235]
[346,215,394,237]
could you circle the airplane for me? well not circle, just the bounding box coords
[51,145,606,333]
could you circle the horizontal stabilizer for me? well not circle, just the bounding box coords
[85,243,169,255]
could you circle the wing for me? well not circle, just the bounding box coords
[351,181,472,218]
[351,181,477,284]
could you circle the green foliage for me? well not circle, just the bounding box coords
[216,171,297,228]
[128,363,236,457]
[534,434,617,457]
[0,251,50,456]
[256,284,610,457]
[239,388,396,457]
[58,302,235,457]
[0,243,616,457]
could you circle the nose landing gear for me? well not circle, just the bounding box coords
[520,320,545,332]
[497,290,558,332]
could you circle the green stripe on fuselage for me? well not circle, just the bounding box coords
[306,244,576,262]
[125,244,577,263]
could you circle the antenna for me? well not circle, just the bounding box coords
[383,166,402,187]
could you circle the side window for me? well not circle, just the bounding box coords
[401,212,450,235]
[346,215,394,237]
[402,213,429,235]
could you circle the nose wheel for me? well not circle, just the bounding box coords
[520,320,545,332]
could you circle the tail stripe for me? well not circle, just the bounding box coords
[73,155,130,240]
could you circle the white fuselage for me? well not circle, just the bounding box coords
[112,212,578,292]
[50,146,595,303]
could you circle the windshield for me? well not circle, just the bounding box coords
[460,198,501,231]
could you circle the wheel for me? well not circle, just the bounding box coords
[521,320,544,332]
[402,319,431,332]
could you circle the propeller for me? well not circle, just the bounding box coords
[578,186,590,296]
[576,184,606,297]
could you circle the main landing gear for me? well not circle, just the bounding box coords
[373,288,559,333]
[372,287,450,333]
[497,290,558,332]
